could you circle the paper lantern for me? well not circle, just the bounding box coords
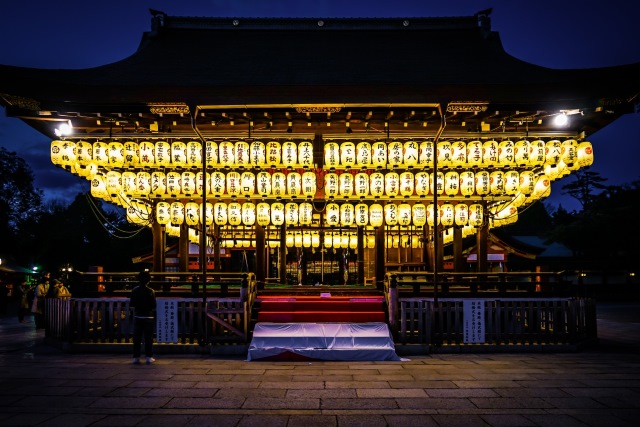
[412,203,426,227]
[271,202,285,226]
[454,204,468,226]
[398,203,412,226]
[460,171,474,197]
[185,202,200,226]
[490,171,505,195]
[533,174,551,198]
[475,171,490,196]
[266,140,282,166]
[210,171,225,196]
[282,141,298,168]
[399,172,414,197]
[214,202,228,225]
[529,140,545,166]
[577,141,594,167]
[201,202,213,225]
[93,141,109,166]
[440,204,454,226]
[170,141,187,168]
[451,140,467,166]
[195,171,208,197]
[430,172,444,195]
[354,172,369,199]
[50,140,71,166]
[298,141,314,167]
[544,164,560,181]
[127,202,151,225]
[218,140,235,166]
[286,233,295,248]
[356,141,372,168]
[340,203,354,226]
[339,172,354,197]
[387,141,404,167]
[325,203,340,226]
[150,171,166,197]
[154,140,171,167]
[166,171,181,197]
[186,140,202,168]
[384,203,398,225]
[90,174,108,199]
[426,203,440,227]
[242,202,256,226]
[250,140,266,167]
[285,171,301,198]
[498,140,515,166]
[385,172,400,197]
[170,202,185,225]
[419,140,435,167]
[301,171,316,198]
[205,140,218,166]
[107,141,124,167]
[482,140,499,167]
[371,141,387,168]
[545,140,562,165]
[437,140,453,168]
[366,234,376,249]
[324,141,340,169]
[466,140,483,167]
[256,171,271,197]
[324,233,333,248]
[400,140,418,168]
[228,202,242,226]
[156,202,171,225]
[134,171,151,197]
[514,140,530,166]
[340,141,356,168]
[240,171,255,196]
[122,141,137,167]
[355,203,369,226]
[182,171,196,196]
[369,172,385,198]
[519,171,535,194]
[271,172,286,198]
[235,140,250,167]
[444,171,460,197]
[285,202,299,225]
[324,172,339,198]
[299,202,313,225]
[369,204,384,227]
[561,139,579,168]
[504,171,520,195]
[303,232,312,248]
[257,202,270,226]
[414,172,429,196]
[468,204,483,227]
[349,234,358,250]
[122,171,137,196]
[74,140,92,169]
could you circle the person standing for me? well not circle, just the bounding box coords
[31,278,49,329]
[52,279,72,299]
[16,280,32,323]
[129,271,156,364]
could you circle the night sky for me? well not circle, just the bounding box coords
[1,0,639,212]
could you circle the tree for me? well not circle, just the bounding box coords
[561,169,608,209]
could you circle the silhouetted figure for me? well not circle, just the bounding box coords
[130,271,157,364]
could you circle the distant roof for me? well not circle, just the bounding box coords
[512,236,574,258]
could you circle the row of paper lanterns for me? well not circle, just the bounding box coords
[89,168,553,199]
[51,138,593,170]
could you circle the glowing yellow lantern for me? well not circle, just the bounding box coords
[266,140,282,167]
[545,140,562,165]
[340,203,354,226]
[74,140,92,167]
[235,140,250,167]
[412,203,426,227]
[205,140,218,166]
[514,140,530,166]
[282,141,298,168]
[512,193,526,207]
[287,171,302,198]
[339,172,354,197]
[325,203,340,226]
[460,171,474,197]
[324,172,339,198]
[149,171,165,197]
[384,203,398,225]
[312,232,320,248]
[210,171,225,196]
[437,140,453,168]
[228,202,242,226]
[355,203,369,226]
[419,140,435,167]
[356,141,372,168]
[385,172,400,197]
[218,140,235,166]
[324,141,340,169]
[225,171,240,197]
[451,140,467,166]
[250,140,266,167]
[387,140,404,167]
[533,174,551,198]
[301,171,316,198]
[324,233,332,248]
[242,202,256,226]
[127,202,151,225]
[122,141,137,167]
[454,204,468,226]
[122,171,137,196]
[156,202,171,225]
[366,234,376,249]
[256,171,272,197]
[166,171,181,197]
[107,141,124,167]
[201,202,213,225]
[469,204,483,227]
[298,141,314,167]
[504,171,520,195]
[440,204,454,226]
[214,202,228,225]
[93,141,109,166]
[430,172,444,195]
[349,234,358,250]
[444,171,460,197]
[426,203,440,227]
[50,140,67,166]
[369,204,384,227]
[475,171,490,196]
[519,171,534,195]
[134,171,151,197]
[466,140,483,167]
[238,171,254,197]
[482,140,499,167]
[170,140,186,167]
[498,140,515,166]
[561,139,578,168]
[257,202,270,226]
[340,141,356,168]
[303,232,312,248]
[414,172,429,197]
[577,141,594,167]
[185,140,201,168]
[490,171,505,195]
[544,164,560,181]
[397,203,412,226]
[154,140,171,167]
[333,233,342,248]
[299,202,313,225]
[271,202,285,226]
[90,174,108,199]
[286,233,295,248]
[285,202,299,225]
[353,172,369,199]
[184,202,200,226]
[182,171,196,196]
[399,171,414,197]
[371,141,387,168]
[400,140,418,168]
[529,139,545,166]
[170,202,185,225]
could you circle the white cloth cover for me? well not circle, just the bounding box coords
[247,322,406,361]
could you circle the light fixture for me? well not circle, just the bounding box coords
[346,121,352,133]
[54,120,73,137]
[287,122,293,133]
[554,113,568,127]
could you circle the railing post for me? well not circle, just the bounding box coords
[388,275,398,334]
[240,273,248,303]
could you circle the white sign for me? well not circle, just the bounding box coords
[156,299,178,343]
[463,299,485,343]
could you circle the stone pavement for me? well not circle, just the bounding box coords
[0,302,638,427]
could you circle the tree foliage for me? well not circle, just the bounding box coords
[561,169,608,209]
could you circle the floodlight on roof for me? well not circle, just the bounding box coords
[55,120,73,137]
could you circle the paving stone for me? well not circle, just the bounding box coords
[479,414,537,426]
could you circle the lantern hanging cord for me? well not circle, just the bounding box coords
[84,193,149,238]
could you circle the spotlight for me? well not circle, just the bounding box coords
[554,113,568,127]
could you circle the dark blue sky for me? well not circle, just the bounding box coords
[1,0,639,211]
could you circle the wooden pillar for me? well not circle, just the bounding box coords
[213,224,220,272]
[477,223,488,273]
[435,225,444,272]
[357,226,364,285]
[279,225,287,285]
[255,224,265,290]
[453,225,463,272]
[423,225,432,271]
[152,220,164,273]
[375,226,386,290]
[179,222,189,272]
